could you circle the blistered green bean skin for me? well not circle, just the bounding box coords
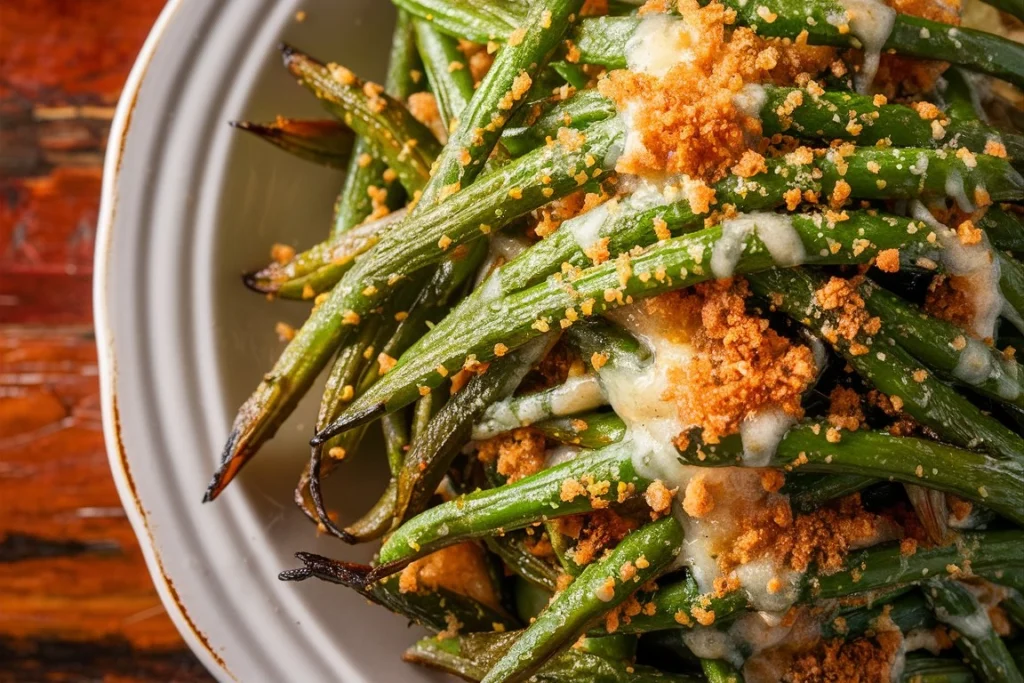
[224,0,1024,679]
[481,517,684,683]
[924,579,1024,683]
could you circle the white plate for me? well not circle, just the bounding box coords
[95,2,438,680]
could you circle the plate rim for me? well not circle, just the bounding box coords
[93,1,234,679]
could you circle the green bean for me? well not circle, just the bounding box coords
[858,279,1023,408]
[229,118,355,168]
[413,19,474,130]
[783,473,876,513]
[319,208,958,437]
[280,551,517,634]
[243,210,401,298]
[403,629,702,682]
[204,117,623,500]
[924,579,1024,683]
[394,336,553,526]
[378,440,650,565]
[748,268,1024,463]
[416,0,586,208]
[810,532,1024,601]
[481,517,684,683]
[702,659,744,683]
[503,90,618,157]
[678,416,1024,523]
[820,590,934,639]
[533,411,627,449]
[392,0,528,44]
[981,206,1024,255]
[282,46,442,195]
[484,534,561,592]
[757,86,1024,159]
[901,655,976,683]
[999,252,1024,334]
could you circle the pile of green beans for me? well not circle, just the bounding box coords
[212,0,1024,680]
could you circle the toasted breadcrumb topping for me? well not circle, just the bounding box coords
[815,276,881,351]
[475,427,547,483]
[924,275,979,336]
[555,509,638,566]
[600,0,833,182]
[827,386,865,432]
[653,279,816,444]
[407,91,447,142]
[779,630,904,682]
[719,493,896,576]
[397,542,500,610]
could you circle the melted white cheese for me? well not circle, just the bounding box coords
[625,14,701,78]
[944,169,974,212]
[832,0,897,94]
[472,374,607,440]
[733,83,769,121]
[912,201,1003,340]
[933,601,992,640]
[711,213,805,279]
[739,408,797,467]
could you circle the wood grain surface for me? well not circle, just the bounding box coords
[1,2,214,680]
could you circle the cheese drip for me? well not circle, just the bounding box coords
[595,305,800,595]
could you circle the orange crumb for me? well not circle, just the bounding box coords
[407,92,446,141]
[984,139,1008,158]
[270,243,295,264]
[274,321,296,341]
[875,248,900,273]
[954,219,982,246]
[682,476,715,518]
[645,479,676,517]
[658,279,816,444]
[476,428,547,483]
[828,386,864,432]
[397,543,500,610]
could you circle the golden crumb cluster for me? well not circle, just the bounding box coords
[827,386,865,432]
[657,279,816,444]
[407,91,447,142]
[397,542,499,610]
[599,0,833,182]
[925,275,980,336]
[781,631,904,683]
[475,427,547,482]
[720,494,893,576]
[555,509,638,567]
[815,276,881,354]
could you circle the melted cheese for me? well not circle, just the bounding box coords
[711,213,805,279]
[625,14,701,78]
[733,83,768,120]
[831,0,897,94]
[596,305,804,593]
[912,201,1003,340]
[472,374,607,440]
[739,408,797,467]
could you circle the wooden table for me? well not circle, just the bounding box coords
[0,2,214,680]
